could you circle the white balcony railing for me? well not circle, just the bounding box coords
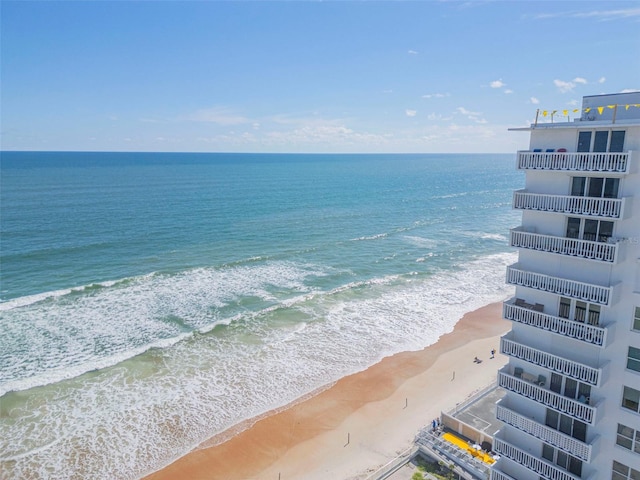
[513,190,625,219]
[501,336,601,386]
[498,371,596,425]
[510,227,619,263]
[490,469,519,480]
[517,150,631,174]
[506,264,616,306]
[496,403,592,462]
[494,438,583,480]
[503,302,607,347]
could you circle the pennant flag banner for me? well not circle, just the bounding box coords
[538,104,640,118]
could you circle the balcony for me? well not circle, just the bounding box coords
[510,227,619,263]
[496,402,593,462]
[498,370,597,425]
[500,335,601,386]
[490,469,519,480]
[517,150,631,174]
[503,301,608,347]
[493,437,590,480]
[513,190,625,219]
[506,264,618,306]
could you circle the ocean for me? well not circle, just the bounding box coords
[0,152,521,479]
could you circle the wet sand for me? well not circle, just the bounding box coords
[143,302,509,480]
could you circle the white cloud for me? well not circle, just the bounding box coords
[182,107,249,125]
[405,109,417,117]
[422,93,450,99]
[598,77,606,84]
[456,106,486,124]
[457,107,480,116]
[554,79,576,93]
[504,89,514,94]
[573,77,588,84]
[532,8,640,21]
[408,49,419,55]
[490,79,506,88]
[572,8,640,20]
[530,97,540,105]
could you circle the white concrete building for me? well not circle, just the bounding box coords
[491,92,640,480]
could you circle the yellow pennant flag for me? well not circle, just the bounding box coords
[584,108,591,113]
[607,105,616,110]
[626,104,630,110]
[597,106,604,115]
[573,109,580,113]
[542,110,548,117]
[562,109,568,116]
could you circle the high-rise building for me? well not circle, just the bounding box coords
[491,92,640,480]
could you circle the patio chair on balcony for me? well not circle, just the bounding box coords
[514,367,523,378]
[556,148,567,168]
[536,375,546,386]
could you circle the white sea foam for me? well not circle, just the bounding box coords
[350,232,388,241]
[0,280,120,312]
[403,235,441,248]
[0,261,327,395]
[0,251,517,479]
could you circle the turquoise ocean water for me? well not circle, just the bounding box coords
[0,152,521,479]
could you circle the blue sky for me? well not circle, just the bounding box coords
[1,1,639,153]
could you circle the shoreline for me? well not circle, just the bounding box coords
[143,301,510,480]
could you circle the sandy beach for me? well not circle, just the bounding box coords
[143,301,510,480]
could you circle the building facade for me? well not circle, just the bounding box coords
[491,92,640,480]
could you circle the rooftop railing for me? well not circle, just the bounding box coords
[510,227,619,263]
[517,150,631,174]
[513,190,625,219]
[414,429,491,479]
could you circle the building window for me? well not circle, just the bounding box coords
[628,346,640,373]
[612,460,640,480]
[542,443,582,476]
[557,296,601,325]
[634,307,640,332]
[545,408,587,442]
[616,423,640,455]
[576,129,626,153]
[570,176,619,198]
[594,131,609,152]
[559,297,571,318]
[622,386,640,413]
[566,217,614,243]
[609,130,626,152]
